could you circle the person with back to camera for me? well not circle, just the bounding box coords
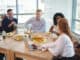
[40,18,75,60]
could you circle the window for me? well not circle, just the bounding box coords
[17,0,37,23]
[72,0,80,34]
[38,0,45,12]
[76,0,80,19]
[0,0,44,23]
[73,20,80,35]
[76,0,80,34]
[18,0,37,14]
[18,15,35,23]
[0,0,16,14]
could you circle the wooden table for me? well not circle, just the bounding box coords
[0,39,15,60]
[12,41,53,60]
[0,33,57,60]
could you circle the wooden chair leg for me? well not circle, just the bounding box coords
[6,50,11,60]
[6,50,15,60]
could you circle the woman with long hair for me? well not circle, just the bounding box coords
[40,18,75,60]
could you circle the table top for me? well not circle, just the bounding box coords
[0,33,58,60]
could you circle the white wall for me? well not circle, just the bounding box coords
[44,0,72,31]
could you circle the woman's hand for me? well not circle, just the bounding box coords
[49,26,54,33]
[38,45,48,52]
[38,47,48,52]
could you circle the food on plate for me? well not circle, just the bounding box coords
[32,35,46,44]
[7,32,14,37]
[14,35,23,41]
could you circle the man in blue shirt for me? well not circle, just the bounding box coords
[2,9,17,33]
[25,9,46,33]
[0,9,22,60]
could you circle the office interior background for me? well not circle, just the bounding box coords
[0,0,80,35]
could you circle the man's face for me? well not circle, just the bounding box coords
[7,11,13,17]
[36,11,42,19]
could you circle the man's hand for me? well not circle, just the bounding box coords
[8,21,15,27]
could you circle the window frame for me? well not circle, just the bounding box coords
[71,0,80,35]
[0,0,39,23]
[16,0,39,22]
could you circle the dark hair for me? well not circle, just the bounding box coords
[53,13,64,25]
[36,9,42,12]
[7,9,13,13]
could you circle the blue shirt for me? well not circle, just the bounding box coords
[25,17,46,33]
[2,16,17,33]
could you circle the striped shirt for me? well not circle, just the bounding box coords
[25,17,46,33]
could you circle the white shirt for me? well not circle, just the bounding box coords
[41,34,75,57]
[25,17,46,33]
